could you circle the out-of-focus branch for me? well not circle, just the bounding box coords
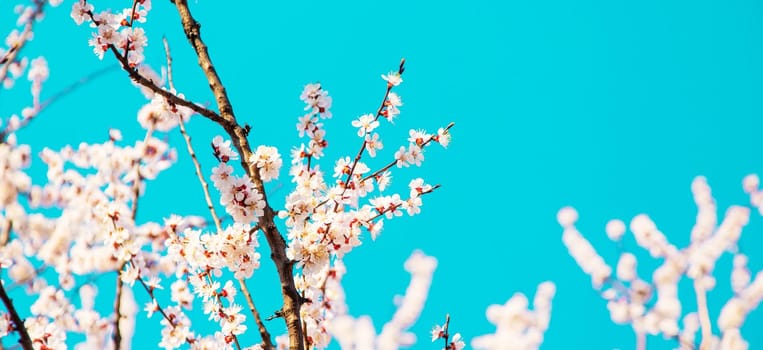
[170,1,303,348]
[695,280,712,350]
[0,220,11,246]
[39,64,119,111]
[636,331,646,350]
[114,127,153,350]
[0,64,119,142]
[7,264,46,292]
[0,1,44,85]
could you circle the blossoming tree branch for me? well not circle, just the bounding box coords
[2,0,473,349]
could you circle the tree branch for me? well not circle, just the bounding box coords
[108,45,227,126]
[113,264,126,350]
[0,277,34,350]
[163,36,273,348]
[636,330,646,350]
[114,127,153,350]
[443,314,451,349]
[239,280,274,349]
[170,1,304,348]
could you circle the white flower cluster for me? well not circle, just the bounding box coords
[301,82,333,119]
[392,129,450,168]
[430,323,466,350]
[0,313,10,338]
[71,0,151,66]
[1,134,177,274]
[210,136,265,225]
[296,83,332,159]
[352,113,379,137]
[3,34,457,348]
[0,140,32,215]
[158,305,193,349]
[0,122,223,348]
[133,225,257,350]
[252,145,282,183]
[294,260,350,348]
[25,286,73,349]
[559,176,763,349]
[471,282,556,350]
[166,223,261,280]
[277,69,454,347]
[24,316,67,349]
[137,93,194,132]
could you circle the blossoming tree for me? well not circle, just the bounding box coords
[0,1,555,349]
[1,1,761,350]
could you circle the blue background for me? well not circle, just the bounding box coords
[2,0,763,349]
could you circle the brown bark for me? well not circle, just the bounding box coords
[171,1,304,348]
[0,280,34,350]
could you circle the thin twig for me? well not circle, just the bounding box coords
[239,280,274,349]
[363,185,441,223]
[0,275,34,350]
[176,117,220,230]
[443,314,451,349]
[163,37,175,91]
[74,6,225,126]
[115,128,153,350]
[695,280,713,350]
[39,64,119,111]
[0,64,119,142]
[313,122,453,212]
[113,263,126,350]
[200,271,243,350]
[360,122,455,184]
[127,0,140,27]
[110,43,226,125]
[636,331,646,350]
[336,59,405,209]
[106,219,192,346]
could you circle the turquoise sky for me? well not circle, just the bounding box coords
[2,0,763,349]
